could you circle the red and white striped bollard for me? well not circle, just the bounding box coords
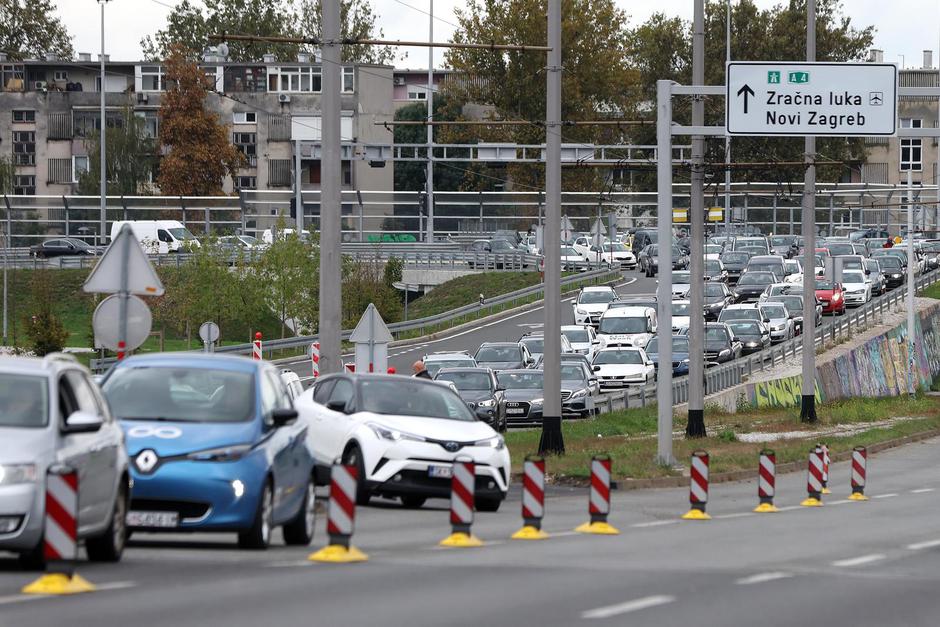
[754,449,778,513]
[575,454,620,534]
[252,332,262,361]
[849,446,870,501]
[512,455,548,540]
[820,443,831,494]
[682,450,711,520]
[310,342,320,378]
[440,457,482,547]
[309,461,368,563]
[801,446,824,507]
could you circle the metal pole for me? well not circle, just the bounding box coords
[687,0,706,438]
[724,0,731,234]
[656,79,674,464]
[294,139,303,231]
[800,0,818,422]
[99,0,109,245]
[426,0,435,243]
[538,0,563,455]
[318,0,342,374]
[908,168,916,395]
[118,226,129,358]
[2,203,7,345]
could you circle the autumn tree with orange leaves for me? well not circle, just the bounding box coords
[157,45,244,195]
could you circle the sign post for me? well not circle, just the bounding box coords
[350,304,393,374]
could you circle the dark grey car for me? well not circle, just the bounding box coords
[434,368,506,432]
[474,342,533,371]
[495,370,545,427]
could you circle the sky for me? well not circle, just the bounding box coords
[55,0,940,70]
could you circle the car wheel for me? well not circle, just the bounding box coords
[282,477,316,546]
[342,444,371,506]
[476,497,502,513]
[86,481,128,562]
[400,495,427,509]
[238,480,273,550]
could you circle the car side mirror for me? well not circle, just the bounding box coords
[645,360,654,366]
[271,408,298,427]
[592,365,601,372]
[589,377,598,384]
[763,318,770,323]
[62,410,103,434]
[591,339,601,345]
[325,400,348,414]
[496,386,506,392]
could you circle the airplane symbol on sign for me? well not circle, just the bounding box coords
[869,92,883,106]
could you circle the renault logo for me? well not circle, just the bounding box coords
[135,449,159,474]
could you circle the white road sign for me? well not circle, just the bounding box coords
[93,294,152,351]
[726,62,897,137]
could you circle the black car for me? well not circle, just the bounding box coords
[434,368,506,432]
[639,244,690,277]
[29,237,98,258]
[495,369,546,427]
[733,271,779,302]
[701,323,742,363]
[876,256,905,288]
[726,320,771,355]
[770,235,799,258]
[704,281,734,320]
[474,342,533,371]
[720,251,751,283]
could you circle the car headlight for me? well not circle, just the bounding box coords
[569,388,587,399]
[575,308,587,315]
[832,293,842,301]
[477,398,496,407]
[0,464,37,485]
[366,422,426,442]
[186,444,253,462]
[473,436,505,450]
[718,348,731,357]
[680,359,690,364]
[530,398,544,407]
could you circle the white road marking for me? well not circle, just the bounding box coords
[735,572,793,585]
[832,554,886,568]
[911,488,935,494]
[907,539,940,551]
[715,512,755,519]
[582,595,676,619]
[632,520,679,528]
[827,499,851,505]
[266,560,314,568]
[873,493,898,499]
[776,505,803,512]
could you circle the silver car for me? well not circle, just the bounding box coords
[0,354,129,566]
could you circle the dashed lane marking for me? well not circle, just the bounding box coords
[715,512,755,520]
[873,493,899,499]
[735,572,793,585]
[831,554,886,568]
[581,595,676,619]
[911,488,935,494]
[907,539,940,551]
[632,520,679,528]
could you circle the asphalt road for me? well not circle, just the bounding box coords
[3,437,940,627]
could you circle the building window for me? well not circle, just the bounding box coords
[407,90,427,100]
[901,118,923,171]
[269,66,322,93]
[233,111,257,124]
[73,110,124,138]
[268,159,291,187]
[1,64,25,90]
[233,132,257,166]
[235,176,257,190]
[12,110,35,123]
[12,131,35,165]
[134,110,159,139]
[73,155,90,182]
[13,175,35,195]
[140,65,165,91]
[343,67,354,93]
[54,70,68,81]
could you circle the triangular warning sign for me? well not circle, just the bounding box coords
[83,224,166,296]
[348,303,393,344]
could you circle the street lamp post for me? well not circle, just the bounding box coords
[99,0,111,247]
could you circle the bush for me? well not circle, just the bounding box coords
[24,311,69,356]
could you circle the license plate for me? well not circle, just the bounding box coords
[127,511,179,528]
[506,408,527,415]
[428,465,452,479]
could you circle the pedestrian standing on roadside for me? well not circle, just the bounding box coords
[412,360,432,379]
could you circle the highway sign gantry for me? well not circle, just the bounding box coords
[726,62,897,136]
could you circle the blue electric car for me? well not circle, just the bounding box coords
[102,354,316,549]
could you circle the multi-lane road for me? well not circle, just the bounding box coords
[3,437,940,626]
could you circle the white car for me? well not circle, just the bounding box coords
[783,259,803,284]
[757,302,794,342]
[560,246,587,270]
[422,352,477,377]
[671,300,692,333]
[594,242,637,269]
[572,235,605,260]
[597,306,657,349]
[572,285,618,326]
[840,270,871,307]
[670,270,692,299]
[297,374,510,511]
[591,347,656,389]
[561,324,602,360]
[759,282,802,303]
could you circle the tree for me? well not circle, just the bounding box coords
[256,228,319,337]
[342,259,402,327]
[0,156,13,195]
[157,45,245,196]
[0,0,73,61]
[295,0,395,65]
[394,97,475,192]
[22,270,69,356]
[78,106,156,196]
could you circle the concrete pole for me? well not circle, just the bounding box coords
[318,0,342,374]
[538,0,563,454]
[294,139,303,231]
[724,0,732,234]
[2,207,7,345]
[800,0,817,422]
[908,169,916,395]
[655,79,674,465]
[426,0,435,243]
[686,0,706,438]
[99,0,109,245]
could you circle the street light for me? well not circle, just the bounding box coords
[98,0,111,248]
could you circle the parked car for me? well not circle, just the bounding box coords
[0,354,130,567]
[474,342,534,371]
[815,279,846,315]
[102,354,316,549]
[434,368,506,432]
[298,373,508,511]
[29,237,100,259]
[591,347,656,389]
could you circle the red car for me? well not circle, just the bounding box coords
[815,280,845,315]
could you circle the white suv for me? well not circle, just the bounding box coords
[0,354,130,567]
[572,286,618,326]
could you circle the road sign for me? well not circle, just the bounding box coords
[92,294,152,352]
[726,62,897,137]
[199,321,220,347]
[672,209,688,223]
[83,225,165,296]
[350,303,392,373]
[708,208,724,222]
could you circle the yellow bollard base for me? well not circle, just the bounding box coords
[821,487,832,495]
[753,502,779,513]
[848,492,870,501]
[22,573,96,595]
[439,532,484,548]
[511,525,549,540]
[308,544,369,563]
[800,497,823,507]
[681,508,712,521]
[574,521,621,535]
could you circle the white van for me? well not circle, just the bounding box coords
[110,220,198,254]
[261,228,312,244]
[596,306,657,349]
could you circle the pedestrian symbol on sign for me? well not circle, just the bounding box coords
[767,71,781,84]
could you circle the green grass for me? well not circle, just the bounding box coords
[920,282,940,300]
[405,272,548,320]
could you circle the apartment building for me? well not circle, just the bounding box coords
[0,50,395,197]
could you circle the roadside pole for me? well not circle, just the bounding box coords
[426,0,435,243]
[538,0,563,454]
[319,0,342,374]
[724,0,732,234]
[294,139,303,232]
[800,0,818,422]
[908,169,916,395]
[655,79,674,465]
[687,0,706,438]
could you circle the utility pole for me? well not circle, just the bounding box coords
[294,139,303,231]
[724,0,732,234]
[99,0,110,246]
[538,0,563,455]
[907,169,916,395]
[686,0,706,438]
[319,0,342,374]
[426,0,435,243]
[655,78,674,465]
[800,0,818,422]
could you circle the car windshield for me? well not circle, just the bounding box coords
[721,252,750,263]
[435,371,492,391]
[739,273,773,285]
[771,236,792,246]
[240,235,260,245]
[594,350,643,365]
[497,371,544,390]
[865,261,881,272]
[599,316,649,334]
[560,247,579,256]
[815,280,836,290]
[103,366,255,423]
[672,302,692,316]
[426,360,472,375]
[168,227,195,240]
[828,244,854,256]
[562,328,590,343]
[704,261,721,273]
[520,337,544,354]
[579,290,615,304]
[705,328,730,341]
[721,308,760,322]
[646,336,690,354]
[704,245,723,254]
[784,261,800,272]
[359,379,476,421]
[672,272,691,284]
[704,283,726,296]
[771,297,802,312]
[0,373,49,428]
[843,271,866,284]
[603,243,628,252]
[879,257,902,269]
[728,321,761,335]
[561,365,587,381]
[761,305,787,318]
[476,346,520,362]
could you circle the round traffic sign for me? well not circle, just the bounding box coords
[199,321,221,344]
[92,294,152,352]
